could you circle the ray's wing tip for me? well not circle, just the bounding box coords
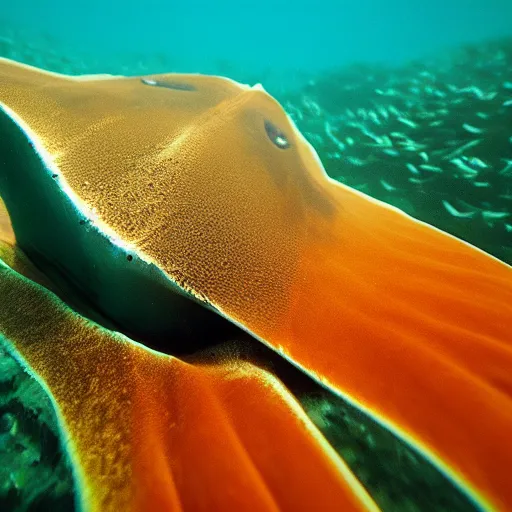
[0,55,124,82]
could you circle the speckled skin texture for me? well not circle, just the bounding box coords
[0,60,328,335]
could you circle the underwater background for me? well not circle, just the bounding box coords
[1,1,512,511]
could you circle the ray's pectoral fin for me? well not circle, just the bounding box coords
[0,197,14,245]
[0,250,379,512]
[261,181,512,512]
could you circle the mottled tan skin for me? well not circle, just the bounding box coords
[2,58,512,511]
[0,59,331,334]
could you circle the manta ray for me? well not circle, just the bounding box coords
[0,57,511,512]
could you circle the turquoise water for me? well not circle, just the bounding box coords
[2,1,512,83]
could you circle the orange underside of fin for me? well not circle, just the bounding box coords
[129,354,377,512]
[267,182,512,510]
[0,248,378,512]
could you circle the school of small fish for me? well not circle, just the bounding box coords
[285,39,512,264]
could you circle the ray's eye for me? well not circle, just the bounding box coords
[264,120,290,149]
[141,78,196,91]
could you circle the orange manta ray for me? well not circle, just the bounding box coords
[0,57,511,511]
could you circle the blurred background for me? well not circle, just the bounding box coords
[2,0,512,85]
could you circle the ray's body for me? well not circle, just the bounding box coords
[0,58,511,511]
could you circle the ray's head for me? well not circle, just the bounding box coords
[0,60,334,339]
[122,73,335,326]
